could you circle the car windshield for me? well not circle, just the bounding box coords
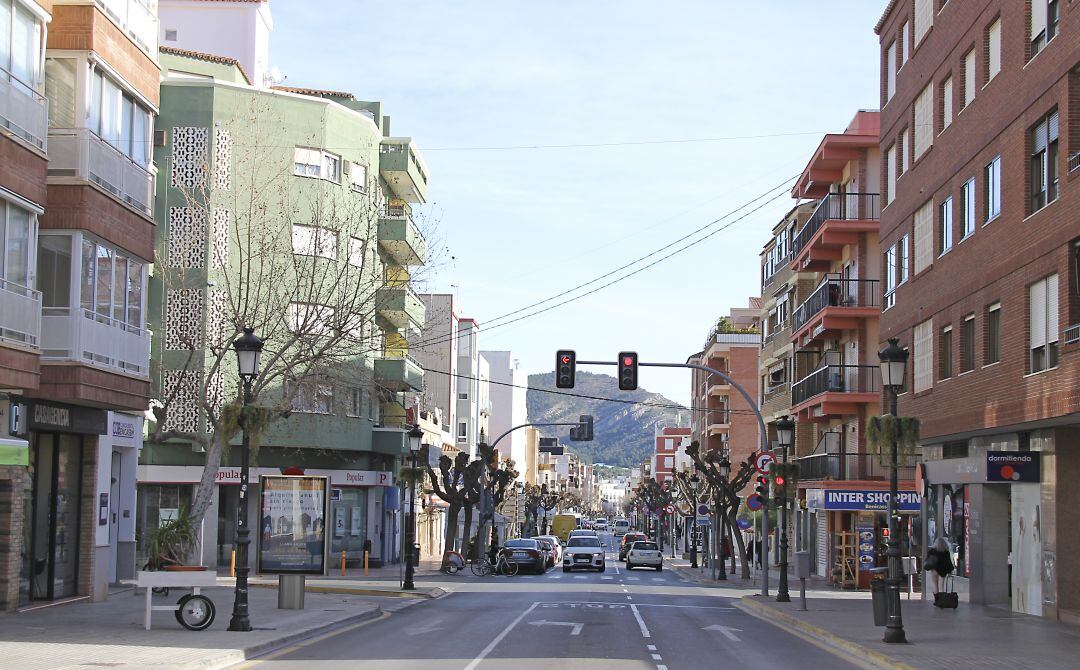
[566,538,601,547]
[505,540,537,549]
[633,542,659,551]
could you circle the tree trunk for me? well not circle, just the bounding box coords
[462,503,475,557]
[727,507,750,579]
[189,431,227,527]
[444,503,462,557]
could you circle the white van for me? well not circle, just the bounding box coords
[613,519,630,537]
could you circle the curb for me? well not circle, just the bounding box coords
[249,581,446,599]
[175,605,383,670]
[737,597,915,670]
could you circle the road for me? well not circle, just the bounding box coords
[241,532,857,669]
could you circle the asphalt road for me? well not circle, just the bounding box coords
[242,532,857,670]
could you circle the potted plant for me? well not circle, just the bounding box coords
[148,507,204,571]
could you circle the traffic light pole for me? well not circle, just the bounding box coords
[576,359,772,596]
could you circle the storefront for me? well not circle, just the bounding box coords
[804,486,920,589]
[95,412,142,587]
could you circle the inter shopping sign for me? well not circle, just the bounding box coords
[808,488,921,512]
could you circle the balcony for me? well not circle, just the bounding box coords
[798,452,916,482]
[379,138,428,203]
[790,193,880,273]
[1065,324,1080,346]
[790,364,879,422]
[94,0,159,56]
[706,383,730,397]
[375,285,425,330]
[374,353,424,392]
[703,331,760,359]
[1069,151,1080,174]
[0,279,42,348]
[40,308,151,378]
[47,128,154,217]
[706,410,730,435]
[0,68,48,153]
[791,276,879,348]
[378,204,426,266]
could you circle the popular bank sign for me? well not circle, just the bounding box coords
[811,489,921,512]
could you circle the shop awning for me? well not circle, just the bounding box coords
[0,437,29,466]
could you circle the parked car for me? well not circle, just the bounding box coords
[613,519,630,537]
[625,540,663,571]
[619,533,649,561]
[503,538,547,574]
[534,537,556,567]
[563,536,606,572]
[535,535,563,565]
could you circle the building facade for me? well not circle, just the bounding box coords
[876,0,1080,619]
[481,350,528,477]
[653,426,691,485]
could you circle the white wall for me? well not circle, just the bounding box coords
[159,0,273,86]
[482,351,529,479]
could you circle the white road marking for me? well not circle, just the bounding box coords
[626,577,641,581]
[463,601,538,670]
[574,576,587,580]
[647,645,657,651]
[601,576,614,580]
[651,578,664,582]
[629,603,651,638]
[651,654,663,661]
[703,624,743,642]
[657,665,668,670]
[528,620,584,636]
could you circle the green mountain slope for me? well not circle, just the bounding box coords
[526,371,687,468]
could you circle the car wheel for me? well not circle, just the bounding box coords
[626,562,633,570]
[598,566,606,573]
[656,565,663,572]
[562,567,570,573]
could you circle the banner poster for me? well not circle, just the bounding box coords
[259,476,328,574]
[856,525,876,572]
[350,507,363,535]
[334,507,346,537]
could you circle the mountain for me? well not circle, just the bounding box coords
[526,371,687,468]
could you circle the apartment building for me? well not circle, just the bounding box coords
[0,0,160,612]
[653,425,691,485]
[876,0,1080,620]
[481,350,528,477]
[688,301,760,493]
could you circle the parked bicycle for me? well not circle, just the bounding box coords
[470,551,519,577]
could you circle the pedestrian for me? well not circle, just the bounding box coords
[923,537,954,593]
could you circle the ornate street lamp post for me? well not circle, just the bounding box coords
[689,472,701,568]
[775,416,795,603]
[402,423,424,590]
[878,337,909,644]
[228,327,263,632]
[717,456,730,580]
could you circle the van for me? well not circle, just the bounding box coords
[613,519,630,537]
[552,514,578,543]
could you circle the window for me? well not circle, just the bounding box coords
[164,29,177,42]
[985,155,1001,222]
[885,42,897,102]
[913,200,933,275]
[1029,1,1059,59]
[941,76,953,130]
[287,302,335,335]
[986,302,1001,364]
[664,456,674,469]
[79,236,145,328]
[961,178,976,237]
[940,325,953,379]
[914,84,933,159]
[1029,274,1059,372]
[939,197,954,254]
[1030,109,1059,213]
[899,22,909,66]
[44,58,77,129]
[962,49,976,108]
[36,234,70,309]
[289,380,334,414]
[348,236,365,267]
[458,422,468,440]
[1,0,43,88]
[86,69,153,167]
[347,387,362,417]
[884,244,897,309]
[293,147,342,183]
[898,234,910,284]
[987,19,1002,83]
[458,392,468,400]
[322,152,341,183]
[960,315,975,373]
[914,319,934,392]
[914,0,933,45]
[900,129,910,174]
[885,144,896,205]
[292,225,337,259]
[1,199,34,289]
[348,162,367,192]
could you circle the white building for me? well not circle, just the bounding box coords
[481,351,528,478]
[159,0,275,88]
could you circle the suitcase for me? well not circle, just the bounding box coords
[933,575,959,609]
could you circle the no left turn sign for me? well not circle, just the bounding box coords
[754,451,777,475]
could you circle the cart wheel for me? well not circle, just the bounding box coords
[175,594,216,631]
[152,586,170,597]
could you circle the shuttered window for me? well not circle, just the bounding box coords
[1029,274,1059,372]
[987,19,1002,82]
[1030,109,1059,212]
[963,49,976,108]
[914,0,933,46]
[914,319,934,393]
[1029,1,1058,58]
[885,42,897,101]
[941,76,953,129]
[913,199,933,275]
[914,84,933,159]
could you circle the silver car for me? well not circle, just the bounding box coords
[563,536,606,572]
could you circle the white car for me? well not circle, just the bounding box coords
[625,540,663,571]
[613,519,630,537]
[563,536,606,572]
[593,519,609,531]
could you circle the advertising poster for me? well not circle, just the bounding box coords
[334,507,346,537]
[259,476,328,574]
[350,507,363,535]
[857,525,876,572]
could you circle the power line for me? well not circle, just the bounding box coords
[424,131,828,152]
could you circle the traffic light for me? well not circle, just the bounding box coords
[556,350,576,388]
[569,415,593,442]
[618,351,638,391]
[755,475,768,498]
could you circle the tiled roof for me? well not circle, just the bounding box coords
[875,0,900,34]
[159,46,251,84]
[271,85,356,100]
[748,297,764,310]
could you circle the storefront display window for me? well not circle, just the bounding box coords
[943,484,967,576]
[330,488,369,559]
[135,484,192,568]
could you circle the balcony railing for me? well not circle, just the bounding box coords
[792,193,881,258]
[791,276,880,333]
[791,364,879,406]
[0,278,42,347]
[1064,324,1080,346]
[47,128,154,216]
[40,308,150,377]
[702,330,760,353]
[798,452,917,481]
[95,0,159,56]
[0,66,47,152]
[764,323,789,346]
[1069,151,1080,174]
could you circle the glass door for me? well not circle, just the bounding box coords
[20,432,83,602]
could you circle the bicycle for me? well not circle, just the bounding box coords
[471,552,519,577]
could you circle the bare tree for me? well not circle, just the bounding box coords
[424,450,476,564]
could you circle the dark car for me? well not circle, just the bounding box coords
[503,539,547,574]
[619,533,649,561]
[535,537,556,567]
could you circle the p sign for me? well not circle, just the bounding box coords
[754,451,777,475]
[746,493,764,512]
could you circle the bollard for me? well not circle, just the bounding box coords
[364,550,369,576]
[795,551,810,611]
[231,549,236,577]
[341,549,347,576]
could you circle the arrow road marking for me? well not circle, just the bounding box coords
[703,624,743,642]
[528,620,583,636]
[406,618,444,635]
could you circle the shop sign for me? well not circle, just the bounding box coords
[138,465,394,487]
[25,400,106,435]
[810,489,920,512]
[986,452,1041,483]
[258,475,328,575]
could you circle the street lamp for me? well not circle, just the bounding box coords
[878,337,909,644]
[689,472,700,568]
[402,423,423,591]
[717,456,730,581]
[228,327,263,632]
[775,416,795,603]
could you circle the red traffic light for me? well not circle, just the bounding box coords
[775,476,785,486]
[623,356,634,366]
[561,355,571,364]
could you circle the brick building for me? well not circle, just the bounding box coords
[875,0,1080,619]
[652,425,691,486]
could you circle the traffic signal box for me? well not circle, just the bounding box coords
[556,350,576,388]
[569,415,594,442]
[770,462,800,499]
[618,352,638,390]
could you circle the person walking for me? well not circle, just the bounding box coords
[924,537,955,593]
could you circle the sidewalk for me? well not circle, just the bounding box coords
[244,560,450,598]
[0,583,383,670]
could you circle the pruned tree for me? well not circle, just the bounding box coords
[425,449,474,564]
[684,440,755,579]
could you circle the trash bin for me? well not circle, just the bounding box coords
[870,577,888,626]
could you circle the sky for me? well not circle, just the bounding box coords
[270,1,884,406]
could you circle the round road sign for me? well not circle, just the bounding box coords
[697,503,710,516]
[664,504,676,515]
[754,451,777,475]
[746,493,764,511]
